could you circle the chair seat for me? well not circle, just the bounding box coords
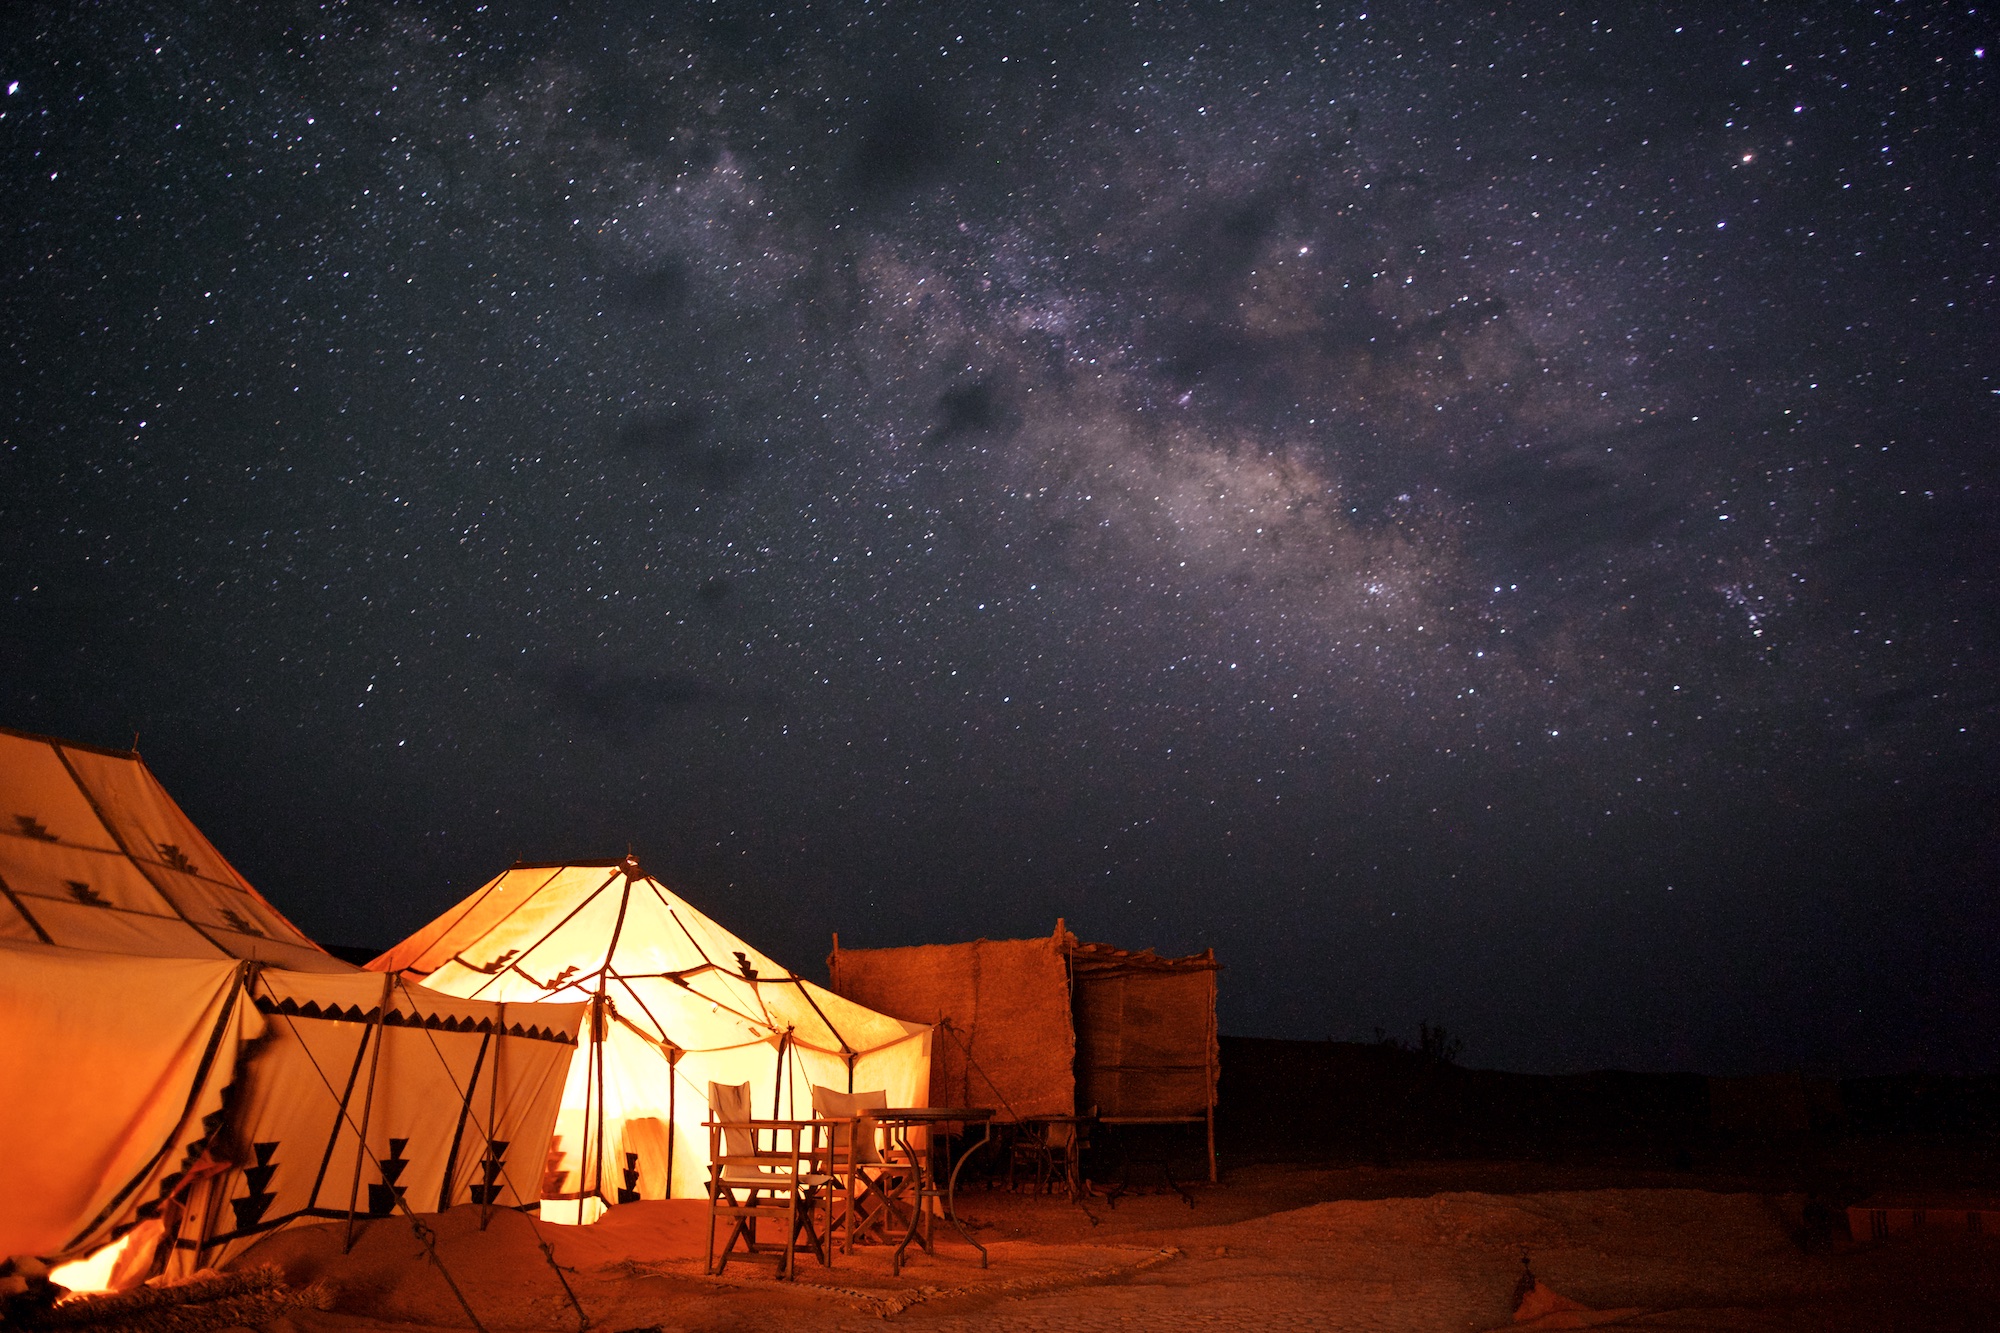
[718,1166,836,1189]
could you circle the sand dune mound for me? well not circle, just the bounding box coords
[231,1185,1997,1333]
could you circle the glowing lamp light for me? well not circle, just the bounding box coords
[47,1232,134,1296]
[539,1196,608,1226]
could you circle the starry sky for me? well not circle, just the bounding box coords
[4,2,1996,1076]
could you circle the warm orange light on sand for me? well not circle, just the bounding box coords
[539,1196,609,1226]
[48,1232,132,1295]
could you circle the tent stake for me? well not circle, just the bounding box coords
[522,1210,590,1331]
[408,1216,491,1333]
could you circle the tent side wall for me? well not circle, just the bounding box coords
[829,935,1074,1120]
[171,974,582,1272]
[0,944,260,1264]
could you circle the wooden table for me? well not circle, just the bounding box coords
[863,1106,994,1275]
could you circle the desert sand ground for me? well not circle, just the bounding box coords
[239,1162,1999,1333]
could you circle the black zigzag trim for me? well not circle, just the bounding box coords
[253,994,576,1045]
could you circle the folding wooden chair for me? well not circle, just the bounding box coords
[1009,1110,1094,1199]
[704,1081,836,1279]
[809,1085,906,1251]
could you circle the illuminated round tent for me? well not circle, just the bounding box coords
[369,857,931,1220]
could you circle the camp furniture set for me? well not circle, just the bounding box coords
[704,1081,995,1279]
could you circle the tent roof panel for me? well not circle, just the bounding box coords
[376,857,930,1061]
[0,738,127,854]
[4,897,224,959]
[0,729,343,968]
[1,835,191,917]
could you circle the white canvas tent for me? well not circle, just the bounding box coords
[370,858,932,1218]
[171,964,583,1271]
[0,728,584,1276]
[0,726,348,971]
[0,943,262,1267]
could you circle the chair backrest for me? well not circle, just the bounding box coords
[811,1085,888,1165]
[709,1080,758,1159]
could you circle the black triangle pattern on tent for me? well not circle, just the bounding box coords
[542,1137,569,1198]
[14,814,59,841]
[217,907,265,937]
[229,1142,281,1232]
[467,1140,510,1206]
[115,1056,249,1247]
[252,994,577,1046]
[65,880,109,906]
[131,1101,231,1230]
[617,1152,641,1204]
[156,842,200,875]
[366,1139,410,1216]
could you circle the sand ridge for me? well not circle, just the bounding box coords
[238,1182,1998,1333]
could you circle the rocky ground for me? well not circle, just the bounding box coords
[241,1161,1998,1333]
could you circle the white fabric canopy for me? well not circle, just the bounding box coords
[371,858,931,1209]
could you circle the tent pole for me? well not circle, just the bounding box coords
[581,992,607,1223]
[596,999,611,1212]
[582,865,638,1219]
[772,1029,790,1118]
[481,1004,503,1230]
[572,995,595,1225]
[664,1048,677,1200]
[344,972,396,1253]
[1206,970,1218,1184]
[438,1033,491,1212]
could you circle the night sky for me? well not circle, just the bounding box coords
[5,2,1996,1076]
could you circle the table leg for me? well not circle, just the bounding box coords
[888,1125,931,1276]
[942,1120,992,1268]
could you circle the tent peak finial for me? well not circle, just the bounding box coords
[618,852,644,880]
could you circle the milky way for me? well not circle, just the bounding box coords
[4,2,1996,1073]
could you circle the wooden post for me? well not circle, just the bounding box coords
[664,1046,678,1200]
[480,1003,502,1229]
[1205,966,1218,1183]
[343,972,396,1252]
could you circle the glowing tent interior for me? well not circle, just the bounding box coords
[0,727,584,1279]
[369,857,933,1221]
